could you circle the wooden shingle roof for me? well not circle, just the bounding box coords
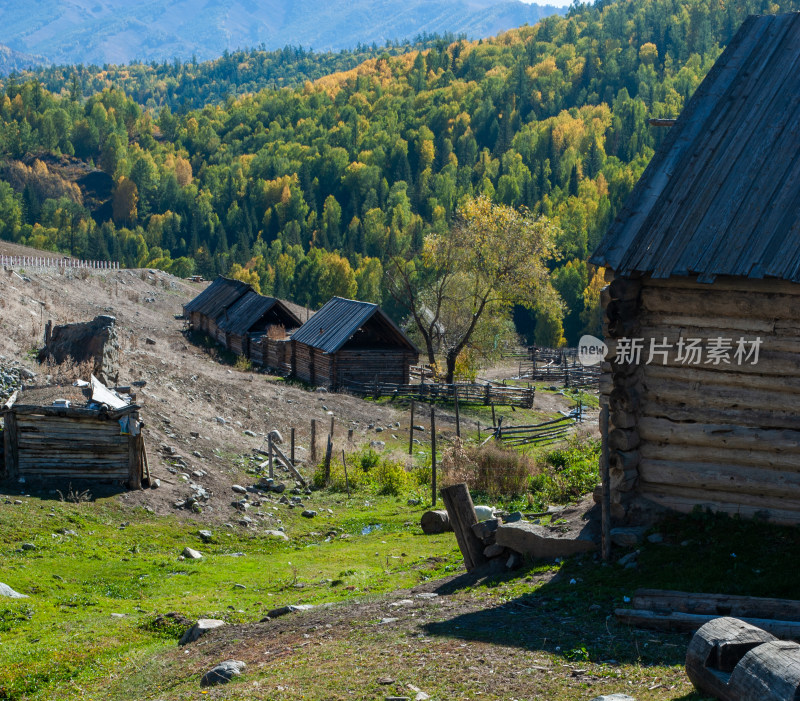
[216,290,302,335]
[183,276,250,321]
[291,297,419,353]
[591,13,800,283]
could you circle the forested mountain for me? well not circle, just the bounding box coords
[6,38,463,112]
[0,0,796,346]
[0,44,48,75]
[0,0,563,66]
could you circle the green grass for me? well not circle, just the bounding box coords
[0,494,459,700]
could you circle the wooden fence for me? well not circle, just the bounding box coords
[347,380,535,408]
[492,416,576,447]
[1,255,120,271]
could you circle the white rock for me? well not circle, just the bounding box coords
[182,547,203,559]
[0,582,28,598]
[474,505,494,521]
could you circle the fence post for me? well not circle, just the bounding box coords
[324,434,333,485]
[310,419,317,465]
[290,427,296,465]
[491,402,497,429]
[454,386,460,438]
[408,400,415,456]
[431,405,437,506]
[268,434,274,479]
[600,400,611,561]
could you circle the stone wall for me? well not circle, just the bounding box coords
[38,315,119,385]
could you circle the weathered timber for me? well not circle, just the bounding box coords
[634,589,800,621]
[420,510,452,534]
[616,609,800,639]
[440,483,487,572]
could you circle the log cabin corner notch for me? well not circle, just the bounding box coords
[290,297,420,390]
[590,12,800,526]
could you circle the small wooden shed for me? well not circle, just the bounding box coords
[183,276,250,341]
[216,290,302,357]
[1,379,147,489]
[291,297,419,389]
[590,13,800,525]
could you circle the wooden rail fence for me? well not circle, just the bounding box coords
[347,380,535,408]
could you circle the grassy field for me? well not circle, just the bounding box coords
[3,464,800,701]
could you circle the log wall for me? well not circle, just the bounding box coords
[603,274,800,524]
[3,410,141,485]
[291,343,417,389]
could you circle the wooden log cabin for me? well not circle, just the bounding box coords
[590,13,800,525]
[291,297,419,389]
[183,276,250,341]
[1,379,147,489]
[216,291,302,358]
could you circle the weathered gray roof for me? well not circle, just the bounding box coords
[217,291,302,336]
[183,276,250,321]
[590,12,800,283]
[291,297,418,353]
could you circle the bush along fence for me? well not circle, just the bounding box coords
[348,380,535,408]
[1,255,120,271]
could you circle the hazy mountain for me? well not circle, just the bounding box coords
[0,0,565,66]
[0,43,49,74]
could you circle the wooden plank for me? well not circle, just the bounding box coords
[3,413,18,477]
[638,417,800,453]
[440,483,486,572]
[271,442,306,486]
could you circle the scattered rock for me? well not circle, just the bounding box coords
[375,427,384,433]
[0,582,28,598]
[506,551,522,569]
[200,659,246,687]
[264,530,289,541]
[407,498,421,506]
[315,387,328,393]
[647,532,664,544]
[610,527,648,548]
[243,430,257,437]
[178,618,225,645]
[504,511,523,523]
[198,530,214,543]
[370,440,386,450]
[268,429,284,444]
[378,676,394,685]
[145,337,156,345]
[379,617,399,624]
[617,550,639,567]
[589,695,636,701]
[265,604,314,619]
[483,543,505,558]
[301,510,317,518]
[182,547,203,560]
[20,543,36,551]
[231,484,247,494]
[413,425,425,432]
[150,479,160,489]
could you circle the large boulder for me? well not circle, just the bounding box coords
[495,521,598,559]
[39,315,119,385]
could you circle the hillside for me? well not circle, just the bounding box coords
[2,0,798,350]
[0,0,564,66]
[0,43,48,75]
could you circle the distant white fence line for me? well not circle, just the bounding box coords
[1,255,120,270]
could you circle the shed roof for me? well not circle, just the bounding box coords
[183,276,250,321]
[291,297,419,354]
[590,13,800,284]
[216,291,302,336]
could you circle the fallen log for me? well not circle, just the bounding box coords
[616,608,800,640]
[420,510,452,535]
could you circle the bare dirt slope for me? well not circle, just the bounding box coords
[0,259,406,521]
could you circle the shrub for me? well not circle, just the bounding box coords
[441,439,538,498]
[313,448,413,496]
[529,438,600,505]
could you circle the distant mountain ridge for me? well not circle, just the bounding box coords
[0,0,565,67]
[0,43,49,74]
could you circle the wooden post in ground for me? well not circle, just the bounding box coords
[454,386,461,438]
[491,403,497,429]
[600,400,611,561]
[324,435,333,485]
[431,404,437,506]
[408,400,415,455]
[341,449,350,496]
[290,427,295,464]
[268,434,274,479]
[347,428,354,443]
[310,419,317,465]
[440,483,487,572]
